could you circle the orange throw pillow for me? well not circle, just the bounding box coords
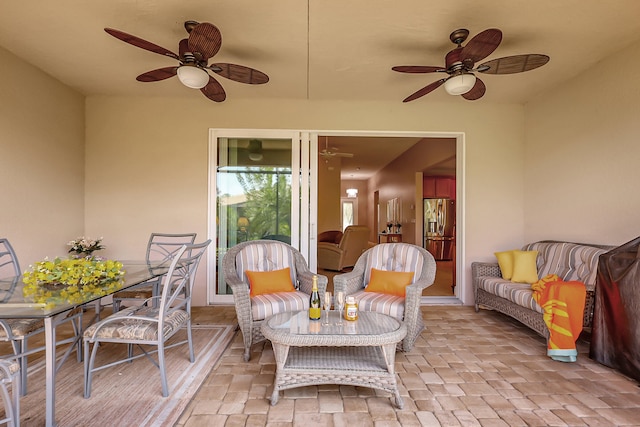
[365,268,414,297]
[246,267,295,297]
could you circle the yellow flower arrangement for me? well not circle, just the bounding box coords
[22,257,125,308]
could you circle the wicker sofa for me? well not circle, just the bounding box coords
[471,240,612,339]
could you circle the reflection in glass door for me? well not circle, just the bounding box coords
[208,130,315,304]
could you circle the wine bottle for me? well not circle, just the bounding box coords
[309,275,321,320]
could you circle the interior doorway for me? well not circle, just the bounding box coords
[315,131,462,303]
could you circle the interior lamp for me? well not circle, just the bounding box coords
[248,139,264,161]
[443,73,476,95]
[237,217,250,230]
[177,65,209,89]
[346,188,358,198]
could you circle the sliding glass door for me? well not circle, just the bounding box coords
[208,130,317,303]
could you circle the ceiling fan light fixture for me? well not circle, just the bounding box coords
[177,65,209,89]
[248,139,263,161]
[444,73,476,95]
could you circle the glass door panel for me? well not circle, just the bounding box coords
[208,130,315,304]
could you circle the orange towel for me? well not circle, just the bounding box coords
[532,274,586,362]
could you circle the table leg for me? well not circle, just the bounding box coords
[44,316,57,427]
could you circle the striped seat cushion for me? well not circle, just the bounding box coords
[476,277,543,313]
[352,290,405,320]
[251,291,310,321]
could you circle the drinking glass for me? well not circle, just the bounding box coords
[335,291,345,326]
[322,291,332,326]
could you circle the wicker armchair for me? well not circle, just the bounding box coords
[333,243,435,351]
[222,240,328,361]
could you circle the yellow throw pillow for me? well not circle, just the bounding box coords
[495,250,517,280]
[511,250,539,284]
[365,268,414,297]
[246,267,295,297]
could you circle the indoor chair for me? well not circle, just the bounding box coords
[333,243,436,351]
[112,232,197,312]
[222,240,328,362]
[317,225,370,271]
[0,238,82,396]
[83,240,210,398]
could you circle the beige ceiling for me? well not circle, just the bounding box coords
[2,1,640,105]
[2,1,639,180]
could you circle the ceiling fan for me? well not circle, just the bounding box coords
[392,28,549,102]
[104,20,269,102]
[319,137,354,159]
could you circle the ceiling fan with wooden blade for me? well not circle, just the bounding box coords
[392,28,549,102]
[104,21,269,102]
[319,137,354,159]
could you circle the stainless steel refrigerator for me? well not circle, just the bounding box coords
[424,198,455,260]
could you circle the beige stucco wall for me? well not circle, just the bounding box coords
[0,46,85,267]
[524,39,640,247]
[84,96,525,305]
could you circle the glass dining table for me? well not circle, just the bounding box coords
[0,261,169,427]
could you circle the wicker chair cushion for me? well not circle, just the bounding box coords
[363,244,424,286]
[83,306,189,341]
[251,291,310,321]
[476,277,543,313]
[352,290,405,320]
[0,360,20,379]
[0,318,44,338]
[523,242,607,285]
[234,242,297,288]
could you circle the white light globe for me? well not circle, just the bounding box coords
[177,66,209,89]
[444,74,476,95]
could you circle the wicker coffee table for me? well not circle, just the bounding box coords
[261,310,407,408]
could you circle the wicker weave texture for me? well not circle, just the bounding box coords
[332,243,436,352]
[222,240,328,362]
[262,311,406,408]
[472,241,613,340]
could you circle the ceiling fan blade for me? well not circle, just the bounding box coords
[402,78,446,102]
[461,77,486,100]
[188,23,222,60]
[392,65,446,74]
[478,54,550,74]
[210,63,269,84]
[335,152,354,158]
[105,28,178,60]
[179,38,189,58]
[136,67,178,82]
[461,28,502,64]
[200,76,226,102]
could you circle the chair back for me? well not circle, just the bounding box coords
[146,233,197,263]
[159,240,210,320]
[361,243,431,286]
[0,238,20,278]
[229,240,299,288]
[338,225,370,267]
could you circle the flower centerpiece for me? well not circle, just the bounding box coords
[68,236,105,259]
[22,257,125,308]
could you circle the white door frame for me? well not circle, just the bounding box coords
[207,129,317,304]
[208,129,465,305]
